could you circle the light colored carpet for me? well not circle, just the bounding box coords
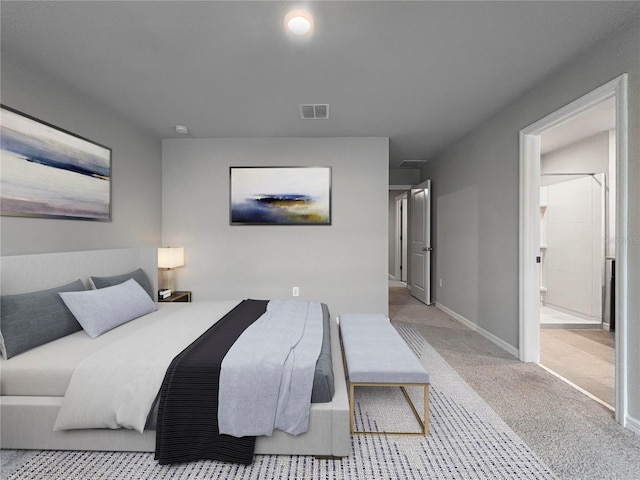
[1,324,556,479]
[389,287,640,480]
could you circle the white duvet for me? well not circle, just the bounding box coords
[53,300,240,433]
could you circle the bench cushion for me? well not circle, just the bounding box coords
[339,314,429,384]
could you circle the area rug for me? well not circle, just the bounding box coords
[1,323,557,479]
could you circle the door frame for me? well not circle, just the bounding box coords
[519,74,629,424]
[394,192,409,282]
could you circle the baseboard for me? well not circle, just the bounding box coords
[435,303,520,358]
[625,414,640,436]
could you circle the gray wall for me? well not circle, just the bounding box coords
[389,168,420,187]
[162,137,389,319]
[541,131,610,186]
[422,23,640,423]
[0,54,162,256]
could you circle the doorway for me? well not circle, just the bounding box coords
[537,102,616,407]
[388,180,432,306]
[519,75,629,424]
[394,192,408,284]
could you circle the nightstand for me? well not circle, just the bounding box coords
[158,291,192,303]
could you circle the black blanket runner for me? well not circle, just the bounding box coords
[155,299,268,465]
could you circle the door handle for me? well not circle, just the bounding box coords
[421,247,433,252]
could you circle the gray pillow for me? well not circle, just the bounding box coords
[0,279,85,360]
[311,303,335,403]
[90,268,154,300]
[59,278,157,339]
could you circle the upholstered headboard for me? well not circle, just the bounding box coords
[0,248,158,296]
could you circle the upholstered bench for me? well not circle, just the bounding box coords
[338,313,430,436]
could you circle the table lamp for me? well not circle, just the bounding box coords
[158,246,184,293]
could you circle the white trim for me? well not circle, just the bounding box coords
[394,192,408,281]
[537,363,614,411]
[519,74,629,427]
[394,196,401,279]
[436,303,520,358]
[625,415,640,436]
[519,131,541,363]
[613,75,629,428]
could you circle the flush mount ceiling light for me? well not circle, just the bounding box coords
[175,125,189,135]
[284,9,314,36]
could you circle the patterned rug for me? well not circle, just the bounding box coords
[1,323,557,479]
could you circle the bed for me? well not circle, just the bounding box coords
[0,248,350,459]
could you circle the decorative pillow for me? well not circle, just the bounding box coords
[90,268,154,300]
[0,279,85,360]
[59,278,157,339]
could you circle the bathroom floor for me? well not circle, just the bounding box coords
[540,326,615,407]
[539,306,602,328]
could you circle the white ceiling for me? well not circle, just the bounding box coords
[2,1,637,168]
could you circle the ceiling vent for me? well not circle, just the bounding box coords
[300,104,329,119]
[398,159,428,168]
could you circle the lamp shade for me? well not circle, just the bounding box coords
[158,247,184,269]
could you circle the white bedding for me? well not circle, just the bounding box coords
[218,300,323,437]
[52,300,240,433]
[1,303,188,397]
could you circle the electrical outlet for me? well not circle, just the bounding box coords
[292,286,299,297]
[439,278,443,288]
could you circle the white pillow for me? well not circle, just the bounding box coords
[59,278,157,338]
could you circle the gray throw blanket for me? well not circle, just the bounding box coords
[218,299,323,437]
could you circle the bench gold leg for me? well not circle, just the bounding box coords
[349,383,356,434]
[400,385,429,436]
[350,383,430,436]
[424,385,429,436]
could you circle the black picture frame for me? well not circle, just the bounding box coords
[230,166,331,225]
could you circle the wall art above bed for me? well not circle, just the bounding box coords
[230,166,331,225]
[0,105,112,221]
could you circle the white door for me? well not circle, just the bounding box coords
[410,180,432,304]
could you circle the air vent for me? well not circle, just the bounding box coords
[300,104,329,119]
[398,159,428,168]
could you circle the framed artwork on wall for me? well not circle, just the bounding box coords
[0,105,112,221]
[230,166,331,225]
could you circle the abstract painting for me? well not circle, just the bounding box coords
[0,105,111,220]
[230,166,331,225]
